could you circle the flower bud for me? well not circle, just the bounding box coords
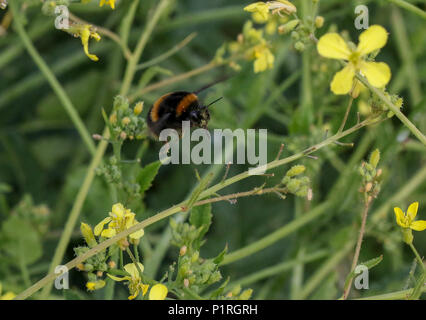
[180,245,187,256]
[294,41,305,52]
[278,19,300,34]
[121,117,131,126]
[369,149,380,169]
[286,165,306,177]
[134,102,144,115]
[315,16,324,28]
[80,222,97,248]
[239,288,253,300]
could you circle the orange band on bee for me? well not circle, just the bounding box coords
[176,93,198,116]
[150,93,170,122]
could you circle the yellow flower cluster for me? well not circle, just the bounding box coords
[94,203,144,249]
[244,1,296,19]
[317,25,391,95]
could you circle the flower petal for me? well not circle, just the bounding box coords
[94,217,111,236]
[101,228,116,238]
[317,33,351,60]
[360,61,391,88]
[394,207,405,227]
[141,284,149,296]
[357,25,388,56]
[244,2,269,20]
[124,263,144,279]
[107,274,130,282]
[330,65,355,95]
[410,220,426,231]
[111,203,125,218]
[149,284,168,300]
[407,202,419,221]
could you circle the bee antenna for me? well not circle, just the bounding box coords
[206,97,223,108]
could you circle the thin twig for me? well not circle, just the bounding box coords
[136,32,197,70]
[343,198,372,300]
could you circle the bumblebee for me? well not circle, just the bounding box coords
[147,80,224,138]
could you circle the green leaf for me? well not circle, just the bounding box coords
[213,244,228,265]
[137,161,162,195]
[343,255,383,293]
[190,203,212,234]
[1,215,42,266]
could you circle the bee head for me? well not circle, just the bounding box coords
[190,107,210,129]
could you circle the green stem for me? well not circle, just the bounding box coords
[120,0,171,96]
[125,247,144,281]
[338,96,354,133]
[9,2,96,156]
[409,243,425,272]
[356,286,426,300]
[391,7,422,105]
[356,73,426,145]
[387,0,426,19]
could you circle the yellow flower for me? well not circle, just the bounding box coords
[68,24,101,62]
[244,1,296,19]
[317,25,391,95]
[149,284,168,300]
[253,45,274,73]
[99,0,116,9]
[86,280,106,291]
[0,283,15,300]
[94,203,144,249]
[244,2,269,20]
[108,263,149,300]
[394,202,426,231]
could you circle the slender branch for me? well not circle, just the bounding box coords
[338,96,354,133]
[343,199,372,300]
[409,243,426,272]
[356,73,426,145]
[128,61,220,102]
[136,32,197,70]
